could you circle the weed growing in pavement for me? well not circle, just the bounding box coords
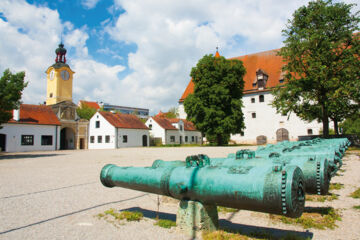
[329,183,344,190]
[97,208,143,222]
[154,219,176,228]
[306,193,338,202]
[269,207,341,230]
[349,188,360,198]
[217,206,239,213]
[202,229,311,240]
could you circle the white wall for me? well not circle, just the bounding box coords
[117,128,149,148]
[145,118,166,144]
[164,130,180,144]
[179,92,324,144]
[0,123,60,152]
[88,112,116,149]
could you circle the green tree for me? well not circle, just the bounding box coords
[164,107,178,119]
[339,112,360,138]
[272,0,360,138]
[76,104,96,120]
[0,69,27,128]
[184,54,246,145]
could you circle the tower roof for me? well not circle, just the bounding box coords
[52,42,69,69]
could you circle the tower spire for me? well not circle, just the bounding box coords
[215,46,220,58]
[55,42,67,63]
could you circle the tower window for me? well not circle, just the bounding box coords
[259,95,264,102]
[49,93,53,98]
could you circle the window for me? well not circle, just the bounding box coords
[21,135,34,145]
[90,136,94,143]
[98,136,102,143]
[149,124,152,130]
[123,135,128,143]
[95,121,100,128]
[251,98,255,103]
[170,136,175,142]
[259,95,264,102]
[179,125,183,131]
[192,136,195,142]
[41,135,52,145]
[105,135,110,143]
[49,93,53,98]
[279,79,284,83]
[240,132,244,136]
[252,112,256,118]
[307,129,313,135]
[185,136,188,142]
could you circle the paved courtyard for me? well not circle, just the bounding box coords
[0,147,359,240]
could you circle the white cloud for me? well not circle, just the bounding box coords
[81,0,101,10]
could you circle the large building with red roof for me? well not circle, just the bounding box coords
[88,111,149,149]
[0,104,61,152]
[178,49,323,144]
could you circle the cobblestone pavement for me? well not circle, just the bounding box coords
[0,147,359,240]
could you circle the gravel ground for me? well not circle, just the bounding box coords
[0,147,359,240]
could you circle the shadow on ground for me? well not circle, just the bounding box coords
[120,207,314,239]
[0,153,64,160]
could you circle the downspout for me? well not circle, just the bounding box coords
[55,125,58,150]
[115,128,118,148]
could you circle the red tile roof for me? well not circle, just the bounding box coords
[8,104,61,126]
[153,117,198,131]
[79,100,100,109]
[100,111,148,129]
[179,49,284,102]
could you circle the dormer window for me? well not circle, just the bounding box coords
[253,69,268,90]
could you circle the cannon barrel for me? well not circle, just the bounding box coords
[100,162,305,218]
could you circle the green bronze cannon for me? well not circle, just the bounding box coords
[100,156,305,218]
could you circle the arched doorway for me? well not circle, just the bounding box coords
[276,128,289,142]
[142,135,147,147]
[0,134,6,152]
[60,127,75,150]
[256,135,267,145]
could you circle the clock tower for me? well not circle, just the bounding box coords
[46,43,75,105]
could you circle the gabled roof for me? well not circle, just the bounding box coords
[179,49,284,102]
[8,104,61,126]
[100,111,148,129]
[153,116,198,131]
[79,100,100,109]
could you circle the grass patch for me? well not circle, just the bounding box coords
[151,144,201,147]
[329,183,344,190]
[217,206,239,213]
[306,193,338,202]
[202,230,310,240]
[349,188,360,198]
[100,208,143,221]
[270,207,341,230]
[347,146,360,151]
[353,205,360,210]
[154,219,176,228]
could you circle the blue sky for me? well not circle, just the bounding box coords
[0,0,358,115]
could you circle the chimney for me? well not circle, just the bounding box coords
[13,109,20,121]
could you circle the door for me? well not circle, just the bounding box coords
[0,134,6,152]
[276,128,289,142]
[142,135,147,147]
[79,138,84,149]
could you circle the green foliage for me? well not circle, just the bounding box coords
[350,188,360,198]
[202,230,310,240]
[271,207,341,230]
[217,206,239,213]
[0,69,28,128]
[76,104,96,120]
[184,54,246,146]
[272,0,360,137]
[306,193,338,202]
[164,107,178,118]
[329,183,344,190]
[154,219,176,228]
[353,205,360,210]
[339,113,360,138]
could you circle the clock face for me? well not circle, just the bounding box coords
[60,70,70,80]
[49,70,54,80]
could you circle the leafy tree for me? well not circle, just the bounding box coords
[0,69,27,128]
[76,104,96,120]
[164,107,178,119]
[339,113,360,138]
[184,54,246,145]
[272,0,360,138]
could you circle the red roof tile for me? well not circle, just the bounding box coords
[79,100,100,109]
[100,111,148,129]
[154,117,198,131]
[8,104,61,126]
[179,49,284,102]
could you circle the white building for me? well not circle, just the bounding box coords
[178,49,323,144]
[145,116,202,145]
[88,111,149,149]
[0,104,61,152]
